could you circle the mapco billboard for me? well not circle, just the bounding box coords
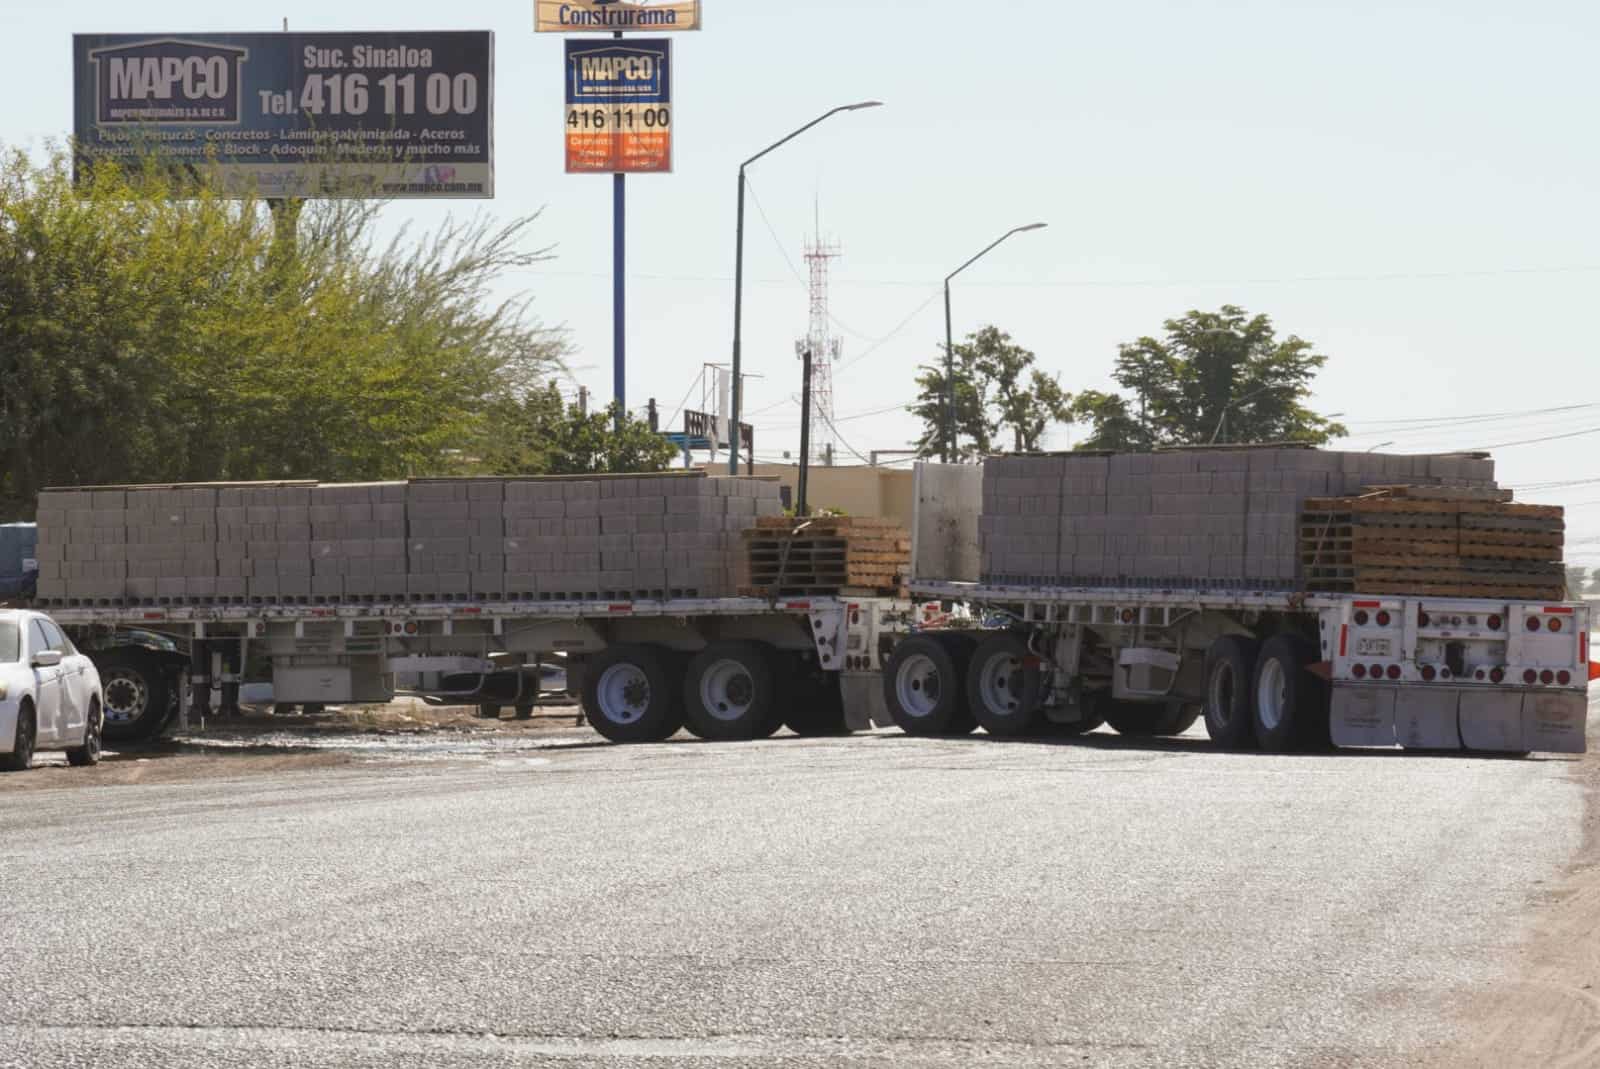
[564,39,672,174]
[72,31,494,199]
[536,1,701,33]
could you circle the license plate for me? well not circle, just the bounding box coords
[1355,636,1394,658]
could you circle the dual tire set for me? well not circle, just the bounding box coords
[580,642,847,744]
[883,630,1330,753]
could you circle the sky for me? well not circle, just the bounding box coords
[5,1,1600,553]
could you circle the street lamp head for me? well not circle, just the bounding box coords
[1019,222,1048,232]
[845,100,885,111]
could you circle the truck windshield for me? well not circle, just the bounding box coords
[0,621,17,664]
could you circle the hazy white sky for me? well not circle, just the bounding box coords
[6,1,1600,551]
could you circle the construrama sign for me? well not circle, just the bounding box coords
[73,32,494,199]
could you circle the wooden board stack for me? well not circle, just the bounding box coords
[741,516,911,597]
[1301,486,1566,600]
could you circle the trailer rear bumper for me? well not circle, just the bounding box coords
[1331,684,1588,754]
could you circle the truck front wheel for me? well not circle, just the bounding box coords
[97,652,174,744]
[582,645,685,744]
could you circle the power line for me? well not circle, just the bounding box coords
[1344,401,1600,429]
[1472,425,1600,451]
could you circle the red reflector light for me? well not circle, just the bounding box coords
[1370,664,1385,679]
[1524,670,1538,685]
[1418,611,1431,628]
[1352,664,1368,679]
[1487,615,1502,631]
[1527,617,1542,632]
[1376,611,1392,627]
[1354,610,1370,626]
[1491,668,1505,684]
[1549,617,1564,633]
[1421,666,1437,681]
[1558,671,1573,686]
[1541,670,1556,685]
[1386,665,1402,681]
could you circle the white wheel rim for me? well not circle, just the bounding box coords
[976,652,1022,716]
[699,659,755,722]
[894,653,942,719]
[1257,658,1287,733]
[103,672,148,725]
[596,664,651,725]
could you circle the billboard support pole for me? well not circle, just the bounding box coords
[611,29,626,431]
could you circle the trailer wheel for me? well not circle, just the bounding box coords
[96,652,174,744]
[683,642,784,742]
[1203,636,1260,750]
[1252,634,1329,753]
[883,634,973,737]
[967,634,1046,737]
[582,645,685,744]
[930,634,979,735]
[1102,699,1200,737]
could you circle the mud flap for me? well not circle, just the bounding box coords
[1459,692,1525,753]
[1395,689,1462,750]
[1523,692,1587,755]
[841,672,889,731]
[1330,686,1397,748]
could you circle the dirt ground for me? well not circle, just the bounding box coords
[1437,745,1600,1067]
[0,699,589,793]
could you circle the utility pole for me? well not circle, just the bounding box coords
[796,346,814,517]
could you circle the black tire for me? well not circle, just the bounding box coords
[930,634,979,735]
[1252,634,1329,753]
[1,702,35,773]
[782,660,850,737]
[582,645,685,744]
[683,642,784,742]
[97,652,173,744]
[273,703,299,716]
[882,634,974,737]
[967,633,1046,737]
[1103,698,1200,737]
[67,701,104,767]
[302,703,327,717]
[1203,636,1260,750]
[476,703,504,720]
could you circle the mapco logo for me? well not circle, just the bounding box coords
[89,38,249,125]
[568,44,667,100]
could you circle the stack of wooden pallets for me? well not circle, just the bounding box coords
[740,516,911,597]
[1300,486,1565,599]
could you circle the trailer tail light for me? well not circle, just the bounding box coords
[1527,617,1542,632]
[1370,664,1384,679]
[1376,611,1392,628]
[1418,610,1431,628]
[1386,665,1402,681]
[1491,668,1505,684]
[1420,666,1437,682]
[1354,610,1369,626]
[1524,670,1538,685]
[1558,670,1573,686]
[1486,615,1502,631]
[1352,664,1368,679]
[1549,617,1564,633]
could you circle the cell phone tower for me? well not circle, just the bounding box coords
[800,219,841,466]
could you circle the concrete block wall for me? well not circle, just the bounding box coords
[981,449,1499,589]
[37,474,782,606]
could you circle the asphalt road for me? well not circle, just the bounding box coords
[1,720,1593,1069]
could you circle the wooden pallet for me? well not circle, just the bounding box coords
[1299,490,1565,598]
[742,516,911,596]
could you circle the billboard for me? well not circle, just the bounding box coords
[536,1,701,33]
[564,39,672,174]
[72,32,494,199]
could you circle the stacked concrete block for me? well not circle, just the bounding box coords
[981,449,1501,590]
[33,490,122,604]
[309,483,407,601]
[406,481,476,601]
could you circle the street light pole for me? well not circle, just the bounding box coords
[729,101,883,475]
[942,222,1048,463]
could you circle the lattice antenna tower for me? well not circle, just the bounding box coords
[800,205,841,465]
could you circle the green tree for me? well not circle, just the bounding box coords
[0,145,564,514]
[474,385,677,475]
[910,327,1071,459]
[1073,305,1345,450]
